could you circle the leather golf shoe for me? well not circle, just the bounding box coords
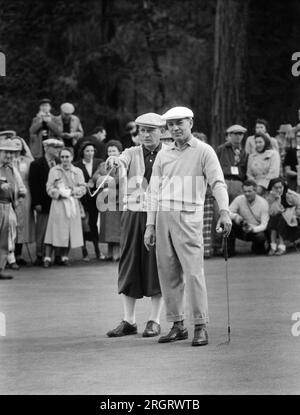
[192,326,208,346]
[0,273,13,280]
[142,320,161,337]
[158,324,188,343]
[107,321,138,337]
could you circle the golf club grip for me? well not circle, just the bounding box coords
[223,235,228,261]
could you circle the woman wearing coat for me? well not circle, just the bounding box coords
[74,141,103,261]
[93,140,123,261]
[247,132,280,195]
[43,147,86,267]
[9,137,35,268]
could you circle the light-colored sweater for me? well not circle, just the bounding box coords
[229,194,269,233]
[146,136,229,225]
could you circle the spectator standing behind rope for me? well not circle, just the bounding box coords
[283,129,300,192]
[43,147,86,267]
[55,103,84,149]
[9,137,35,268]
[29,98,62,159]
[0,139,26,280]
[94,140,123,261]
[266,177,300,256]
[28,139,64,266]
[244,118,279,155]
[217,124,248,203]
[74,142,103,261]
[246,132,280,196]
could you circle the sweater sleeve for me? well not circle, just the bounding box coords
[202,145,229,213]
[146,153,162,226]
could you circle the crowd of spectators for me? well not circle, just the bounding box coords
[0,99,300,278]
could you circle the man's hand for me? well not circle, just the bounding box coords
[34,205,42,213]
[0,182,10,191]
[144,225,156,251]
[106,156,120,171]
[216,210,232,237]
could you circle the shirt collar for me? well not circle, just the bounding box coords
[142,142,162,157]
[167,135,198,151]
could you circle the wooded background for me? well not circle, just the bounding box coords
[0,0,300,147]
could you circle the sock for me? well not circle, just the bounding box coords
[278,244,286,251]
[195,323,206,329]
[44,256,51,262]
[270,243,277,251]
[122,294,136,325]
[174,320,184,327]
[149,294,163,324]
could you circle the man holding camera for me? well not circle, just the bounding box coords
[29,98,61,159]
[228,179,270,256]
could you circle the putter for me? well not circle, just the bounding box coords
[87,166,115,198]
[218,233,231,346]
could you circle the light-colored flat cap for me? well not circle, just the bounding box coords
[43,138,64,147]
[0,138,19,151]
[135,113,165,128]
[161,106,194,120]
[60,102,75,114]
[226,124,247,133]
[277,124,292,133]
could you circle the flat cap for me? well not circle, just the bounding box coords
[135,113,165,128]
[43,138,64,147]
[39,98,51,105]
[60,102,75,114]
[277,124,292,133]
[0,138,19,151]
[161,106,194,121]
[226,124,247,133]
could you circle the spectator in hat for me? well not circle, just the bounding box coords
[275,124,292,170]
[283,128,300,192]
[228,179,269,256]
[216,124,248,203]
[55,102,84,148]
[246,132,280,195]
[0,139,26,280]
[29,99,61,159]
[8,137,35,268]
[74,141,103,261]
[28,138,64,266]
[74,126,107,161]
[105,113,167,339]
[245,118,279,155]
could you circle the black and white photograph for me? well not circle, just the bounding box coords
[0,0,300,403]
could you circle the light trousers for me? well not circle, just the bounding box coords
[155,211,209,325]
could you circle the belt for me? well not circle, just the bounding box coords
[225,177,242,182]
[0,200,11,205]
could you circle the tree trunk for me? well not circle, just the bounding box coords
[211,0,249,148]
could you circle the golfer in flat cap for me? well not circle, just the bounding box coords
[145,106,232,346]
[105,113,167,338]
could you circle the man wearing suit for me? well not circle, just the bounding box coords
[28,138,63,266]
